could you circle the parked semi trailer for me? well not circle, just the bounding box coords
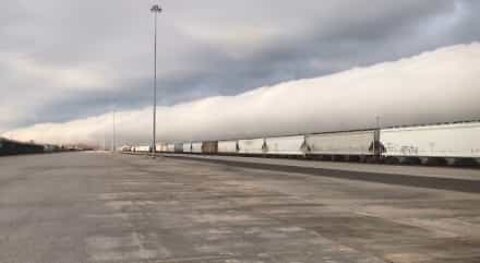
[133,145,152,153]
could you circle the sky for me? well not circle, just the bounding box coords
[1,0,480,145]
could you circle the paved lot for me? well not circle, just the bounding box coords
[165,154,480,180]
[163,154,480,193]
[0,153,479,263]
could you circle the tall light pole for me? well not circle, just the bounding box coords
[112,109,116,153]
[151,4,162,156]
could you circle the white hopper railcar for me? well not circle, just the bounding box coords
[218,141,238,154]
[381,122,480,164]
[265,135,306,155]
[306,130,376,159]
[192,142,203,153]
[238,138,266,154]
[183,143,192,153]
[133,121,480,167]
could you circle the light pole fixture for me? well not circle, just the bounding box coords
[151,4,162,156]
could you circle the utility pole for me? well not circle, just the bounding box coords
[151,4,162,156]
[104,125,108,152]
[373,115,381,159]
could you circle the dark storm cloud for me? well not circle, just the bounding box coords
[0,0,479,132]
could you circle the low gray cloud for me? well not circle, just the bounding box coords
[1,0,479,134]
[4,44,480,146]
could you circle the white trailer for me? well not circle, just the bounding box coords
[238,138,266,154]
[380,122,480,159]
[192,142,203,153]
[265,135,306,155]
[306,130,375,155]
[218,140,238,154]
[120,145,132,152]
[135,145,151,153]
[166,144,175,153]
[157,143,169,152]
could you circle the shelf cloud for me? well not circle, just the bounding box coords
[4,43,480,146]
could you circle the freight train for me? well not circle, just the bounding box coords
[0,138,46,156]
[0,138,69,156]
[127,121,480,166]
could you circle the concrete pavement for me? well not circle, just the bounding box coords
[1,152,479,262]
[162,154,480,193]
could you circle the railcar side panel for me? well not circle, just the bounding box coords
[218,141,238,153]
[238,138,265,154]
[265,135,305,155]
[381,122,480,158]
[192,142,203,153]
[202,141,218,154]
[306,130,375,155]
[183,143,192,153]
